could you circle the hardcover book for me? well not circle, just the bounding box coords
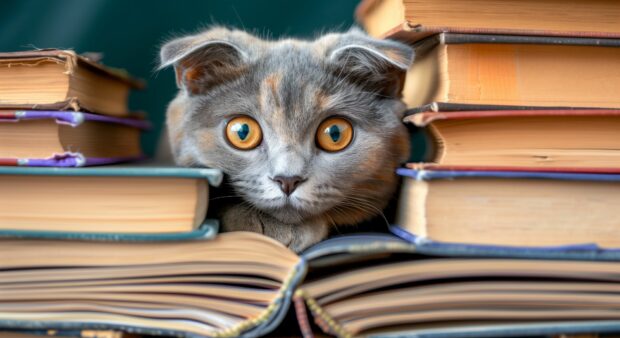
[402,33,620,110]
[295,233,620,338]
[0,110,150,167]
[396,168,620,248]
[0,232,303,338]
[356,0,620,43]
[0,165,222,237]
[404,109,620,171]
[0,49,143,116]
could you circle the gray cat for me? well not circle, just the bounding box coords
[159,27,414,252]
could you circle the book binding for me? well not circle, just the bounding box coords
[397,168,620,182]
[0,218,219,242]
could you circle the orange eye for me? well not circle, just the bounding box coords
[225,116,262,150]
[316,117,353,152]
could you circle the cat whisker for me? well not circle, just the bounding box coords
[338,196,391,229]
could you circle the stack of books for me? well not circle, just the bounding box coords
[295,0,620,337]
[0,49,223,237]
[0,50,231,337]
[357,0,620,247]
[0,49,149,167]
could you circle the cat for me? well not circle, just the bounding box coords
[159,27,414,252]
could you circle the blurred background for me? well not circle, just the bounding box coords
[0,0,360,156]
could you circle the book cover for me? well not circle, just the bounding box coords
[0,164,222,183]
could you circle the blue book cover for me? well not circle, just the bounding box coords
[397,167,620,182]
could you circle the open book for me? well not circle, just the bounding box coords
[2,232,620,337]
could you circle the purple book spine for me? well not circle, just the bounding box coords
[0,110,149,167]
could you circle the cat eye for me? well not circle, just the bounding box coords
[316,117,353,152]
[225,116,262,150]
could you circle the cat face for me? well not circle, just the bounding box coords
[160,28,413,226]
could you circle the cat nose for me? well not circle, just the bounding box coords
[271,175,305,196]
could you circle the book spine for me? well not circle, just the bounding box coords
[4,154,145,167]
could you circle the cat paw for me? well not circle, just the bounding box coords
[287,221,329,252]
[221,204,329,252]
[259,216,329,252]
[220,203,265,233]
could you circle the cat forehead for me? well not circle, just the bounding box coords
[252,46,332,112]
[257,41,324,75]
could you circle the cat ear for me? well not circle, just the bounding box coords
[159,28,250,95]
[326,29,414,97]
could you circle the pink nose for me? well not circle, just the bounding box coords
[271,176,305,196]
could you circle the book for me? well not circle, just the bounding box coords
[402,33,620,110]
[295,234,620,338]
[0,110,150,167]
[0,165,222,236]
[395,168,620,248]
[356,0,620,43]
[404,109,620,171]
[0,232,304,338]
[2,232,620,337]
[0,50,143,116]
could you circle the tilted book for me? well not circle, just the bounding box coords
[0,110,150,167]
[404,109,620,172]
[356,0,620,43]
[0,165,222,238]
[0,49,143,116]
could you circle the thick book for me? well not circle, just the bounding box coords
[0,165,222,237]
[0,110,149,167]
[395,168,620,248]
[295,233,620,338]
[356,0,620,43]
[404,109,620,171]
[403,33,620,110]
[2,232,620,337]
[0,232,304,338]
[0,50,143,116]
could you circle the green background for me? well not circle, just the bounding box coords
[0,0,426,161]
